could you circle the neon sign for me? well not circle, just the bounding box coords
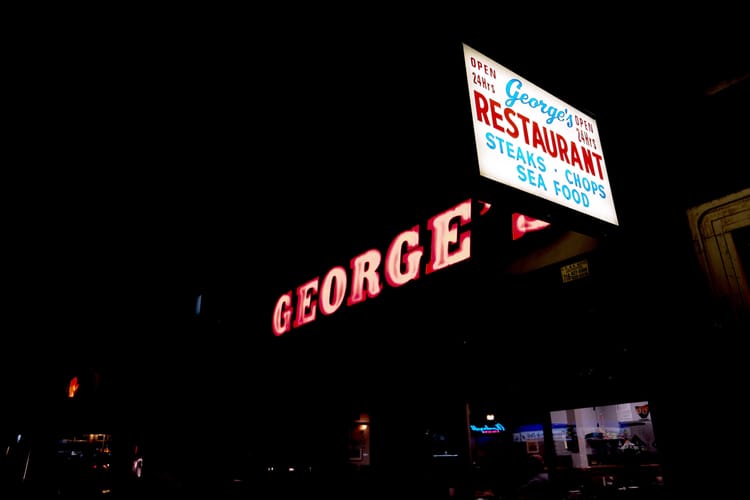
[511,212,551,240]
[470,423,506,434]
[272,198,476,336]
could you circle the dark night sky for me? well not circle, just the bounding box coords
[4,7,749,437]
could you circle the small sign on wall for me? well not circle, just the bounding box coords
[560,259,589,283]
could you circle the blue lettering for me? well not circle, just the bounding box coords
[504,78,572,128]
[517,165,547,191]
[553,180,590,207]
[484,132,507,155]
[486,134,546,169]
[564,169,607,199]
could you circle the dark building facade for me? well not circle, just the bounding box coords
[248,38,750,499]
[4,13,749,500]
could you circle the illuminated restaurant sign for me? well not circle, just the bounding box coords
[272,199,475,336]
[463,44,619,226]
[470,423,506,434]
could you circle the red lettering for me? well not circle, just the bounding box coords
[384,226,422,287]
[293,278,318,328]
[473,90,505,132]
[319,266,347,316]
[272,292,293,336]
[348,249,383,306]
[271,199,474,336]
[426,199,472,274]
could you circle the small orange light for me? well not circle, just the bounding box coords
[68,376,80,398]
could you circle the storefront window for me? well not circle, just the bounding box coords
[549,401,663,498]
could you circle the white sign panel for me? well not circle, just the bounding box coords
[463,44,619,226]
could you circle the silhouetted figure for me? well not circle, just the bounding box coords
[515,454,555,500]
